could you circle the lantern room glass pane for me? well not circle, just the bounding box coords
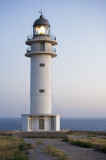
[34,26,50,35]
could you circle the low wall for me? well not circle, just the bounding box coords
[0,130,20,135]
[20,131,67,138]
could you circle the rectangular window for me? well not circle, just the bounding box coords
[29,118,33,131]
[40,63,45,67]
[40,42,45,51]
[39,118,44,130]
[51,117,54,130]
[39,89,45,93]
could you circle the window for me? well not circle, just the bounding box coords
[39,89,45,93]
[40,63,45,67]
[51,117,54,130]
[29,118,33,131]
[39,116,44,130]
[40,42,45,51]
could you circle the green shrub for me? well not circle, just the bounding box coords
[13,154,29,160]
[63,137,94,148]
[73,141,93,148]
[18,140,34,152]
[19,141,28,151]
[6,154,29,160]
[63,137,106,153]
[102,146,106,153]
[95,144,106,153]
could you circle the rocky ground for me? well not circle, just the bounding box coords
[24,138,106,160]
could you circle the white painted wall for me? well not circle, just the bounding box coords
[55,115,60,131]
[22,34,60,131]
[22,115,60,131]
[44,116,51,131]
[32,117,39,131]
[31,42,40,52]
[32,116,51,131]
[31,42,51,52]
[30,54,51,115]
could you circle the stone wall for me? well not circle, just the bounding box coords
[0,130,20,136]
[20,131,67,138]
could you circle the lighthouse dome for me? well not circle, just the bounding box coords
[33,14,50,27]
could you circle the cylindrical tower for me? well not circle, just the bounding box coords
[22,13,60,131]
[25,14,58,115]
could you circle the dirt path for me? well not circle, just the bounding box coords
[24,138,106,160]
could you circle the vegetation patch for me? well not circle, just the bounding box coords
[36,138,43,145]
[63,137,106,153]
[0,135,34,160]
[43,145,70,160]
[0,135,19,160]
[94,144,106,153]
[69,130,106,136]
[6,154,29,160]
[63,137,94,148]
[19,138,34,153]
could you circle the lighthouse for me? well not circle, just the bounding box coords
[22,13,60,131]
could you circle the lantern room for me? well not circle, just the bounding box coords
[33,14,50,36]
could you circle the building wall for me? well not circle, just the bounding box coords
[44,116,51,131]
[32,116,51,131]
[31,42,51,52]
[22,115,60,131]
[32,117,39,131]
[30,54,51,115]
[55,115,60,131]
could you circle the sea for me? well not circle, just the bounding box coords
[0,117,106,131]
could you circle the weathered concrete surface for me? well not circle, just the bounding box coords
[0,130,67,138]
[24,138,57,160]
[24,138,106,160]
[20,131,67,138]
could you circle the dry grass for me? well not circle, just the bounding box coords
[43,145,71,160]
[79,137,106,146]
[0,135,19,160]
[69,130,106,136]
[36,138,43,145]
[0,135,34,160]
[64,131,106,153]
[68,131,106,146]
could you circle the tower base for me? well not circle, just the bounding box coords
[22,114,60,131]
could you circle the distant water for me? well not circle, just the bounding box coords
[0,117,106,131]
[61,118,106,131]
[0,118,22,131]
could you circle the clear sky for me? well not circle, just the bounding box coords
[0,0,106,118]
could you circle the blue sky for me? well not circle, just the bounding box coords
[0,0,106,117]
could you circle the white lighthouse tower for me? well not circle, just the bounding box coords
[22,13,60,131]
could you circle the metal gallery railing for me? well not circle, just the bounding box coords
[27,46,56,53]
[27,34,56,41]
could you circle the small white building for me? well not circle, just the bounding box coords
[22,13,60,131]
